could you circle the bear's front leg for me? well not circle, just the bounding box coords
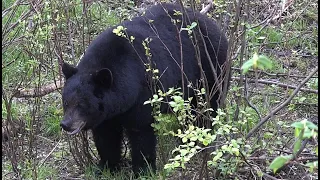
[127,125,156,175]
[92,119,123,172]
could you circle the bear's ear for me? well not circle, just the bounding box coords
[62,62,78,79]
[93,68,113,88]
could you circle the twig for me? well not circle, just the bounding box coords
[294,102,318,107]
[272,0,295,21]
[245,67,318,139]
[231,77,318,94]
[36,135,55,143]
[262,172,280,180]
[249,7,278,29]
[244,77,261,119]
[232,9,247,124]
[239,151,279,180]
[39,138,62,167]
[200,0,214,14]
[296,156,319,162]
[292,139,308,160]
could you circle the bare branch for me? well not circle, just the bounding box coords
[200,0,214,14]
[12,80,64,98]
[231,77,318,94]
[245,67,318,139]
[272,0,295,21]
[232,67,318,79]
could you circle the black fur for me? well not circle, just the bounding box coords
[61,3,228,175]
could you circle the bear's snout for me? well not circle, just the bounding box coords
[60,120,72,132]
[60,118,86,135]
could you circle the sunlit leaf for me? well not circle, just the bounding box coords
[180,149,188,156]
[182,137,187,143]
[269,155,292,173]
[231,148,240,156]
[241,59,254,73]
[212,152,223,162]
[241,53,272,74]
[257,55,272,69]
[257,36,266,40]
[190,136,197,142]
[291,121,304,137]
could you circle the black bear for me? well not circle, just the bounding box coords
[60,3,228,175]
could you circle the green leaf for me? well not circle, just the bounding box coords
[174,161,180,168]
[256,63,266,70]
[173,154,181,160]
[164,164,171,170]
[212,152,223,162]
[257,36,266,40]
[264,132,274,138]
[168,101,176,107]
[241,59,254,74]
[189,142,195,147]
[143,100,150,105]
[172,95,183,102]
[182,137,187,143]
[298,97,306,103]
[257,55,272,69]
[305,161,318,172]
[256,169,263,177]
[190,136,197,142]
[303,128,314,139]
[293,139,302,155]
[306,121,318,130]
[269,155,292,173]
[241,53,272,74]
[252,53,259,68]
[211,135,216,141]
[189,22,197,29]
[184,156,191,162]
[223,126,230,134]
[231,148,240,156]
[189,125,195,131]
[291,121,304,129]
[201,88,206,94]
[294,128,302,138]
[180,149,188,156]
[203,139,210,146]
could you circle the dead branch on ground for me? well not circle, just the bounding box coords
[232,77,318,94]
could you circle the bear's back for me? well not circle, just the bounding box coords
[77,3,228,91]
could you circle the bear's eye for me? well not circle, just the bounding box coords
[64,101,68,107]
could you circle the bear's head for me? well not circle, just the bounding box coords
[60,62,113,135]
